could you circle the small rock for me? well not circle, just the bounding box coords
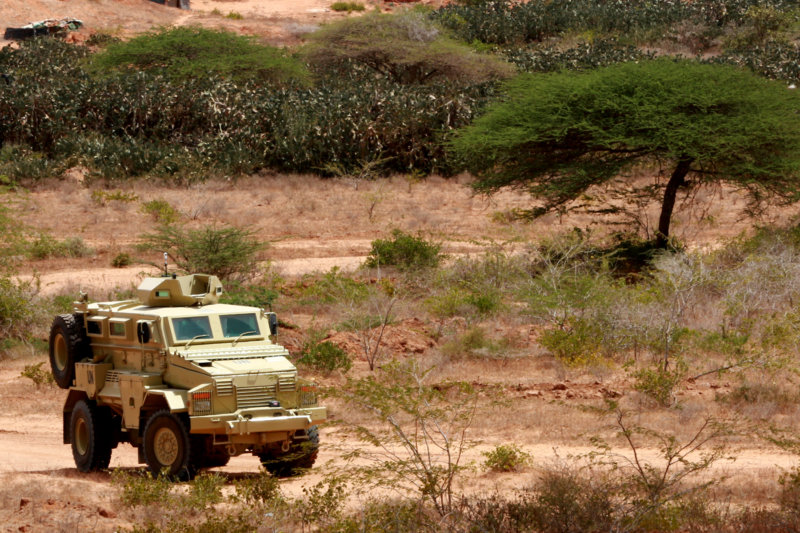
[552,383,567,391]
[98,508,116,519]
[19,498,29,509]
[565,391,575,399]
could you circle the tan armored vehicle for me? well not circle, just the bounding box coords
[48,273,325,480]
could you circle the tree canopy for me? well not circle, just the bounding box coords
[90,27,309,85]
[451,59,800,246]
[304,11,514,84]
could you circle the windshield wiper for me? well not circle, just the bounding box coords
[184,334,210,350]
[231,330,257,347]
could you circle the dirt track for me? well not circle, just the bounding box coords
[2,351,799,532]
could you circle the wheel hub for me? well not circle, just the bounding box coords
[74,417,89,456]
[153,427,179,466]
[54,334,68,371]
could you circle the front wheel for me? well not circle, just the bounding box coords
[143,410,194,480]
[259,425,319,477]
[70,400,113,472]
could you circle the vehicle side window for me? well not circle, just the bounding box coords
[109,321,127,337]
[87,319,103,336]
[220,313,260,338]
[172,316,212,341]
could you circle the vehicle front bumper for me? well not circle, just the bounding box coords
[190,406,326,436]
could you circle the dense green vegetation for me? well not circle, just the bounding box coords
[1,1,799,188]
[451,59,800,246]
[304,11,514,84]
[89,27,310,84]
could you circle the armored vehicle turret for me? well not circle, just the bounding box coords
[49,274,325,479]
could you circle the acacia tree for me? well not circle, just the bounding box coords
[304,11,513,84]
[451,59,800,246]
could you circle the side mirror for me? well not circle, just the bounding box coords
[137,321,151,344]
[266,312,278,336]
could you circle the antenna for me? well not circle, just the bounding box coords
[163,252,168,276]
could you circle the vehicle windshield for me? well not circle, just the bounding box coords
[220,313,260,338]
[173,316,212,341]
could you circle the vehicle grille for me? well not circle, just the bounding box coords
[105,371,120,383]
[236,385,277,409]
[215,378,233,396]
[278,373,296,392]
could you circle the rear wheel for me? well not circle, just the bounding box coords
[259,426,319,477]
[70,400,113,472]
[49,314,89,389]
[143,410,195,480]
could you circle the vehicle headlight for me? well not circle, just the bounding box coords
[191,391,212,415]
[299,384,318,407]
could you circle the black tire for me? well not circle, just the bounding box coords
[143,410,195,481]
[49,313,89,389]
[191,435,231,469]
[259,425,319,477]
[70,400,113,472]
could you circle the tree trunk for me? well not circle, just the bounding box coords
[655,157,693,248]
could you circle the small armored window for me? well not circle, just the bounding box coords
[155,290,170,298]
[110,321,128,337]
[87,319,103,336]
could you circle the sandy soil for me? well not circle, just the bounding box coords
[0,0,413,48]
[1,354,798,532]
[2,173,800,529]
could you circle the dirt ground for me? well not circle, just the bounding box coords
[1,175,799,530]
[0,0,431,48]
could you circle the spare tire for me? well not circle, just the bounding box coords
[49,314,90,389]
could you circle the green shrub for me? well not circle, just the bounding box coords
[90,27,309,85]
[298,339,352,374]
[441,326,508,359]
[432,0,781,45]
[225,11,244,20]
[482,443,532,472]
[631,359,687,407]
[183,472,224,510]
[220,281,279,308]
[0,276,41,341]
[331,1,365,12]
[27,234,93,259]
[111,252,132,268]
[90,189,139,205]
[295,478,348,529]
[302,267,370,305]
[0,145,64,182]
[85,32,121,47]
[139,223,264,281]
[332,499,436,532]
[0,204,28,268]
[111,469,173,507]
[517,463,617,532]
[20,361,54,388]
[505,39,654,73]
[141,199,180,224]
[538,320,605,366]
[231,470,284,505]
[305,11,514,84]
[0,39,485,179]
[365,229,441,270]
